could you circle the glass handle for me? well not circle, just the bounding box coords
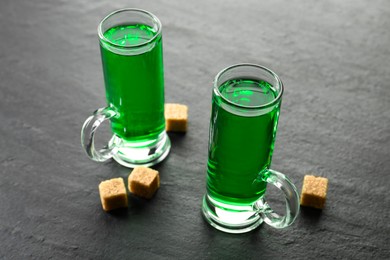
[81,107,117,162]
[255,169,300,229]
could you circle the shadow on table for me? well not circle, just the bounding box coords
[106,207,128,218]
[299,206,323,223]
[167,131,186,146]
[106,194,153,219]
[198,211,269,258]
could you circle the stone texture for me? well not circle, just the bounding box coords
[0,0,389,259]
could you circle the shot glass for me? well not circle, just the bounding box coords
[202,64,299,233]
[81,9,170,168]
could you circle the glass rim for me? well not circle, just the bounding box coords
[97,8,162,49]
[213,63,284,110]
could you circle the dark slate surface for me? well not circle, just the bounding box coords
[1,0,389,259]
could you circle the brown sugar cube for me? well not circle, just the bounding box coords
[300,175,329,209]
[128,167,160,199]
[165,103,188,132]
[98,178,128,211]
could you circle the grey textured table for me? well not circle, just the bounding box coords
[1,0,389,259]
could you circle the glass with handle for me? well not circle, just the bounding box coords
[81,9,170,168]
[202,64,299,233]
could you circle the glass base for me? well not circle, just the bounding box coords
[108,131,171,168]
[202,194,263,234]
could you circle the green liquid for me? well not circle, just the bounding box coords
[100,24,165,142]
[207,79,280,205]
